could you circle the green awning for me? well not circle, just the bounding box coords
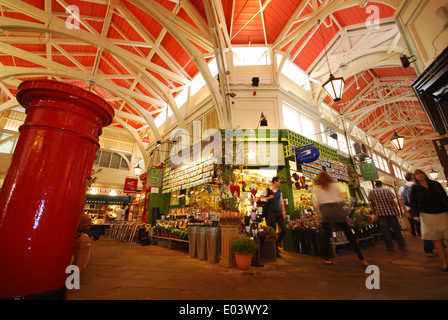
[85,194,130,205]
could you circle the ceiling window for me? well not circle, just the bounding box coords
[278,58,310,91]
[190,73,206,96]
[233,47,271,66]
[154,109,167,128]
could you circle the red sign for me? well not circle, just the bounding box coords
[124,178,138,193]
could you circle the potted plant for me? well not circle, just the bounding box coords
[231,236,257,270]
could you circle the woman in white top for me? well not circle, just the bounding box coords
[314,171,369,268]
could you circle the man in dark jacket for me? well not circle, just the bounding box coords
[263,177,286,258]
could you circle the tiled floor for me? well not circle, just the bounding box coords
[67,231,448,301]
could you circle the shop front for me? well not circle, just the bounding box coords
[84,189,131,237]
[145,130,286,264]
[142,129,377,266]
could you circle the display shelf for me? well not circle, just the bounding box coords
[162,157,215,193]
[301,157,350,182]
[330,233,383,256]
[152,235,189,249]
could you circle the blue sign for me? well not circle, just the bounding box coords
[296,146,320,163]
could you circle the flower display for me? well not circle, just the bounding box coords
[294,191,314,211]
[347,205,377,230]
[288,213,322,233]
[258,225,276,237]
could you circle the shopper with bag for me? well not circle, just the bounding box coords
[313,171,369,268]
[409,169,448,272]
[399,173,435,256]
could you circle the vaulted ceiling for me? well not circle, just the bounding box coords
[0,0,442,173]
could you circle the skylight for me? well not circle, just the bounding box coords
[278,56,311,91]
[233,47,271,66]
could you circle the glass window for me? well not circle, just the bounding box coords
[155,109,167,128]
[110,153,121,169]
[280,59,310,90]
[174,89,187,114]
[320,123,328,145]
[372,153,380,169]
[283,106,300,134]
[233,47,270,66]
[338,133,348,154]
[327,134,338,149]
[99,151,111,167]
[93,149,101,165]
[300,115,314,140]
[208,58,218,77]
[121,155,131,170]
[0,132,17,154]
[190,73,206,96]
[321,103,334,122]
[381,157,390,173]
[393,164,404,180]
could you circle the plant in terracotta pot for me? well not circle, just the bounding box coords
[231,236,257,270]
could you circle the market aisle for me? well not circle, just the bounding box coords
[67,232,448,300]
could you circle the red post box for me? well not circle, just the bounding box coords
[0,80,114,299]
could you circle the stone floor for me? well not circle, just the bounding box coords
[67,231,448,302]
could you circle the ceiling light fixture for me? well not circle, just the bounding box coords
[134,163,142,176]
[318,20,345,102]
[390,132,404,150]
[400,54,416,68]
[429,168,439,180]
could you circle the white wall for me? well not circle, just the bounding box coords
[396,0,448,71]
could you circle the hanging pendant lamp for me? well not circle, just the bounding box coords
[318,20,345,102]
[390,132,404,150]
[429,168,439,180]
[323,74,345,102]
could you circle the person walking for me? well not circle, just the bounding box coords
[398,173,435,256]
[409,169,448,272]
[263,176,287,258]
[313,171,369,268]
[398,173,420,236]
[368,180,406,251]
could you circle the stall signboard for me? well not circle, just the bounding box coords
[296,145,320,163]
[147,167,163,188]
[124,178,138,193]
[360,163,379,181]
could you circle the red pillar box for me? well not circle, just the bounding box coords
[0,80,114,299]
